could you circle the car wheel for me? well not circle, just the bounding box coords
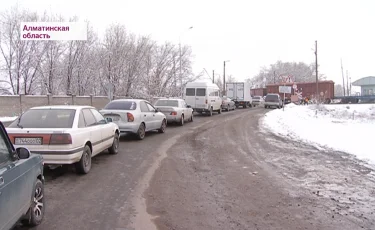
[136,123,146,140]
[108,132,119,155]
[190,113,194,122]
[21,179,45,227]
[75,145,92,174]
[158,119,167,133]
[179,115,184,126]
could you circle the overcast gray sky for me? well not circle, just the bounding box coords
[2,0,375,87]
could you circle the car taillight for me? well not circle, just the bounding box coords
[170,111,177,115]
[49,134,72,145]
[205,99,208,104]
[127,113,134,122]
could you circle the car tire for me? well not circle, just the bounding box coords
[190,113,194,122]
[108,132,119,155]
[179,115,184,126]
[136,123,146,140]
[75,145,92,174]
[21,179,45,227]
[158,119,167,133]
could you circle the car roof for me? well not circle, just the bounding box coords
[29,105,95,110]
[110,99,148,103]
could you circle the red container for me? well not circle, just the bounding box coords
[266,81,335,102]
[250,88,267,97]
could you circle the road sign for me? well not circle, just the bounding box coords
[279,86,292,94]
[279,75,294,83]
[293,84,297,90]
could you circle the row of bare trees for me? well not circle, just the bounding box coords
[248,60,326,88]
[0,6,199,100]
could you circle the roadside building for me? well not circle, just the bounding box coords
[352,76,375,96]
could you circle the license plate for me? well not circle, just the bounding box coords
[15,137,42,145]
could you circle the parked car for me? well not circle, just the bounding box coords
[0,121,45,230]
[221,96,236,111]
[6,105,120,174]
[252,96,264,106]
[264,94,283,109]
[100,99,167,140]
[153,98,193,126]
[184,81,222,116]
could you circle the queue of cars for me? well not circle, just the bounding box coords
[0,91,241,230]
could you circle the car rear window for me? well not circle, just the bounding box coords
[253,96,260,99]
[265,95,278,100]
[8,109,76,128]
[196,88,206,96]
[155,100,179,107]
[186,88,195,96]
[104,101,137,110]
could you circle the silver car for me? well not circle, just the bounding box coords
[264,94,283,109]
[252,96,264,106]
[100,99,167,140]
[154,98,193,126]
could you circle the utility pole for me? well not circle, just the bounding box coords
[346,70,350,96]
[223,61,226,95]
[341,59,346,96]
[315,40,319,103]
[212,70,215,83]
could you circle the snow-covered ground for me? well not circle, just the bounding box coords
[261,103,375,165]
[0,116,17,122]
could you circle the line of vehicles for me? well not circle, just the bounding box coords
[0,80,281,230]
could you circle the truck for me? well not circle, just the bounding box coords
[226,82,253,108]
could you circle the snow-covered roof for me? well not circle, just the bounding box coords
[185,81,219,87]
[352,76,375,86]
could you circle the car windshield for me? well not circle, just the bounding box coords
[253,96,261,99]
[8,109,76,128]
[103,101,137,110]
[266,95,278,100]
[155,100,179,107]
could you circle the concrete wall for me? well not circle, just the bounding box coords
[0,95,129,117]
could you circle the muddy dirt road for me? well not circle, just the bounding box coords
[140,107,375,230]
[14,107,375,230]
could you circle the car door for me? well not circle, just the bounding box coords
[145,102,159,130]
[139,101,153,131]
[82,109,103,156]
[90,109,113,149]
[181,100,190,120]
[0,126,31,230]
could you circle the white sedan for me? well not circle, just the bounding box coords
[154,98,194,126]
[6,105,120,174]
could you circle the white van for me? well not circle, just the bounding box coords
[183,81,222,116]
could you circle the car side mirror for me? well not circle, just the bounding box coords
[105,117,113,123]
[16,147,30,159]
[155,108,160,112]
[187,105,191,108]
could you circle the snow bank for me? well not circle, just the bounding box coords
[0,116,18,122]
[261,103,375,165]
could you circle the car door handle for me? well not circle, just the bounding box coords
[0,177,4,186]
[144,114,146,117]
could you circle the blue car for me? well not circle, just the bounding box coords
[0,121,45,230]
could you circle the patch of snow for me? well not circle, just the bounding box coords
[0,116,18,122]
[261,104,375,165]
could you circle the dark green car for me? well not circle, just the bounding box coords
[0,121,45,230]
